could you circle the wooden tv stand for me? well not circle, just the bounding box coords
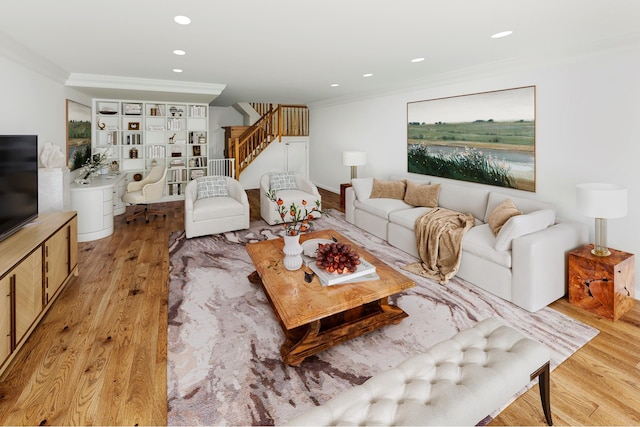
[0,211,78,377]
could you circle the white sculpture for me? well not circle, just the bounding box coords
[39,142,67,168]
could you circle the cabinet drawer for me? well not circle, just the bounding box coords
[102,187,113,203]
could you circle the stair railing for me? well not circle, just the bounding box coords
[228,104,308,179]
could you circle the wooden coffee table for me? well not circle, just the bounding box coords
[246,229,415,366]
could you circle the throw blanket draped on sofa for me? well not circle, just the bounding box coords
[405,207,475,284]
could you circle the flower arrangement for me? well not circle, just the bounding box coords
[81,151,110,179]
[267,189,322,236]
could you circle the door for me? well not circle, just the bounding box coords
[0,274,10,366]
[45,226,70,303]
[14,248,43,345]
[285,140,308,177]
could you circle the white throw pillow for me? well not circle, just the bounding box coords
[351,177,373,201]
[494,209,556,251]
[196,176,228,199]
[269,171,297,191]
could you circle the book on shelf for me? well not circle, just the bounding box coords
[168,183,182,196]
[309,257,376,286]
[189,105,206,118]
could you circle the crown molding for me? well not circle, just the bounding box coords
[65,73,226,96]
[0,31,69,83]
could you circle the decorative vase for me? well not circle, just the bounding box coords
[282,234,303,271]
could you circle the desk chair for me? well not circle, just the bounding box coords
[122,165,168,223]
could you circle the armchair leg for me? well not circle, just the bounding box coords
[126,205,167,224]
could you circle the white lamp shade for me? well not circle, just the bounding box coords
[576,183,627,218]
[342,151,367,167]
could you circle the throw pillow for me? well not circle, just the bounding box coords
[269,171,297,191]
[488,198,522,235]
[351,177,374,201]
[404,181,440,207]
[196,176,229,199]
[370,178,406,200]
[494,209,556,251]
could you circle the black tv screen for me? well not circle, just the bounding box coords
[0,135,38,242]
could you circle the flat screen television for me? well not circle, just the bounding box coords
[0,135,38,242]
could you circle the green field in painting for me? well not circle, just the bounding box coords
[68,120,91,143]
[408,120,534,147]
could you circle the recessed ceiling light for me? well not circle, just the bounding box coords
[491,30,513,39]
[174,15,191,25]
[410,57,425,63]
[173,49,186,56]
[363,73,373,78]
[173,68,183,73]
[330,83,340,87]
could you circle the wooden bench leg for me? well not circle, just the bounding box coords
[530,362,553,426]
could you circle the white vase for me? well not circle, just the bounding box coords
[283,234,303,271]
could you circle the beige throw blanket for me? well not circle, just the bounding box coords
[403,207,475,284]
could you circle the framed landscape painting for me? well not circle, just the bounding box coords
[66,99,92,171]
[407,86,536,192]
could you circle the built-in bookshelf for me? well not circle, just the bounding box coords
[92,99,209,201]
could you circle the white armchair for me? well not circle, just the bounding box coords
[260,171,322,225]
[122,165,168,223]
[184,175,250,238]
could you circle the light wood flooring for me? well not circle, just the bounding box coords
[0,188,638,425]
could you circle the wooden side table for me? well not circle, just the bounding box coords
[339,183,352,210]
[568,244,635,321]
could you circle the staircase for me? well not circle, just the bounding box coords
[226,104,309,179]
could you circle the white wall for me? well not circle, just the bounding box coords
[208,106,243,160]
[309,44,640,294]
[0,55,91,175]
[238,137,309,189]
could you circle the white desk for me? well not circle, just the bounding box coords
[70,174,127,242]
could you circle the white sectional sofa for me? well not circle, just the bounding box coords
[345,175,588,312]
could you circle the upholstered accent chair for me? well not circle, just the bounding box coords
[122,165,168,223]
[184,175,250,238]
[260,171,322,225]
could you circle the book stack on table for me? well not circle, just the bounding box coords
[308,257,378,286]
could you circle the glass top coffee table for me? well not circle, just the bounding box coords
[246,229,415,366]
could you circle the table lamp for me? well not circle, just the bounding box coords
[342,151,367,182]
[576,183,627,256]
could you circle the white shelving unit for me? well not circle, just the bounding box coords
[92,99,209,201]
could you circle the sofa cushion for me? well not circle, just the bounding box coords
[462,224,512,268]
[438,183,489,221]
[370,178,406,200]
[193,197,244,222]
[269,171,297,191]
[484,191,555,222]
[388,206,432,229]
[494,209,556,251]
[351,177,374,201]
[196,176,228,199]
[404,181,440,207]
[354,198,413,220]
[488,199,522,235]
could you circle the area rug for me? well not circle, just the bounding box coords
[167,210,599,426]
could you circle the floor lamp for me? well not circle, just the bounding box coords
[342,151,367,182]
[576,183,627,257]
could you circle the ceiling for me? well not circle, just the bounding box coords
[1,0,639,106]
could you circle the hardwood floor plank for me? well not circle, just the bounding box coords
[0,187,638,426]
[491,298,640,425]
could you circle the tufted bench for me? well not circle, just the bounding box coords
[285,317,552,426]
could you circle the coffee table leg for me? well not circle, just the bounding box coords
[379,297,406,324]
[281,320,321,367]
[280,297,409,366]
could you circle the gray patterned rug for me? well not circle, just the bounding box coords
[167,210,598,426]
